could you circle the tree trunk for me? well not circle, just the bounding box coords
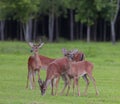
[55,17,59,41]
[70,9,74,41]
[23,18,33,42]
[110,0,120,44]
[80,23,83,40]
[76,22,79,39]
[29,19,32,41]
[94,21,97,41]
[25,22,29,41]
[103,21,106,41]
[87,25,90,42]
[42,18,45,36]
[99,20,103,41]
[33,19,37,40]
[111,21,115,44]
[20,22,23,41]
[0,20,5,40]
[49,13,54,42]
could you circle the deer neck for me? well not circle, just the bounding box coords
[33,52,41,67]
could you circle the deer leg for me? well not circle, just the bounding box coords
[51,79,54,96]
[29,71,33,89]
[55,76,60,95]
[88,74,99,95]
[32,70,35,89]
[60,75,68,95]
[26,70,29,89]
[60,81,67,95]
[37,69,41,89]
[82,74,89,96]
[66,75,71,96]
[73,78,76,96]
[76,78,80,96]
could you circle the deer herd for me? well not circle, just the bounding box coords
[26,41,99,96]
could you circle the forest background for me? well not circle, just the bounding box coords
[0,0,120,44]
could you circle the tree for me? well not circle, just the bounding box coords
[39,0,66,42]
[13,0,39,41]
[0,0,13,40]
[75,0,98,42]
[110,0,120,44]
[95,0,120,44]
[63,0,78,41]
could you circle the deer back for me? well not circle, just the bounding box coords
[68,61,93,77]
[39,55,55,70]
[49,57,70,74]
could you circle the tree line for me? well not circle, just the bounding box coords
[0,0,120,44]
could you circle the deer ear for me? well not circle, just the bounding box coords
[71,49,78,54]
[38,43,44,48]
[62,48,67,55]
[28,42,34,47]
[38,78,43,86]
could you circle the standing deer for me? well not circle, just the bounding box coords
[62,48,87,94]
[62,49,99,96]
[26,42,44,89]
[38,54,73,96]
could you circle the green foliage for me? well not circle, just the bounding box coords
[63,0,78,9]
[39,0,66,17]
[0,0,39,22]
[0,0,118,23]
[75,0,98,26]
[13,0,40,23]
[94,0,118,21]
[0,0,16,20]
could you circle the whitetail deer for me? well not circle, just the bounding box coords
[62,49,99,96]
[26,42,44,89]
[68,61,99,96]
[38,55,73,96]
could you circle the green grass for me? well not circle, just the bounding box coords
[0,41,120,104]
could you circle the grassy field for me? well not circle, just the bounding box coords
[0,41,120,104]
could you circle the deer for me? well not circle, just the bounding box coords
[38,53,73,96]
[62,49,99,96]
[26,42,44,89]
[62,48,87,94]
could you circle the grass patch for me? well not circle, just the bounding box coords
[0,41,120,104]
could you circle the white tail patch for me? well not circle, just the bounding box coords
[80,71,87,77]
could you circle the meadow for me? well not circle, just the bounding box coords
[0,41,120,104]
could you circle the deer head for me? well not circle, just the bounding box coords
[28,42,44,53]
[38,79,46,96]
[62,48,78,61]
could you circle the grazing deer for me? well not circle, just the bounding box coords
[38,55,73,96]
[62,49,99,96]
[26,42,44,89]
